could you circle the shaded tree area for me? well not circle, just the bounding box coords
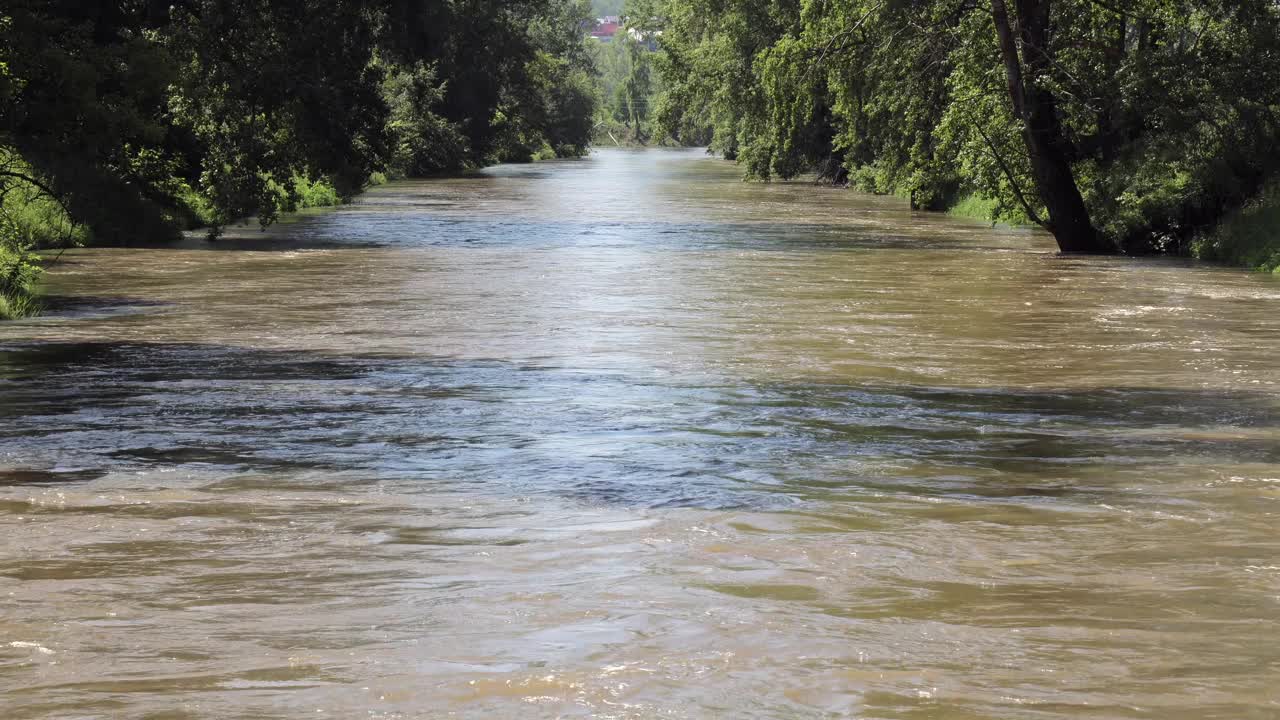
[0,0,599,259]
[637,0,1280,255]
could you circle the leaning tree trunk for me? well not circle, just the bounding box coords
[991,0,1113,253]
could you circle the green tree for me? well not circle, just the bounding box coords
[613,38,655,142]
[1,0,599,240]
[0,0,601,315]
[383,0,597,167]
[645,0,1280,255]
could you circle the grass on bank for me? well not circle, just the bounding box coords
[947,193,1001,223]
[944,191,1046,228]
[0,181,87,319]
[0,244,41,320]
[1192,182,1280,272]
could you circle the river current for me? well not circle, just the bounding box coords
[1,148,1278,718]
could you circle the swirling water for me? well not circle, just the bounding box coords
[1,148,1278,718]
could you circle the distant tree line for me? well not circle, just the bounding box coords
[633,0,1280,255]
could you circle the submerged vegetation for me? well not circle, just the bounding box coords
[636,0,1280,260]
[0,0,600,315]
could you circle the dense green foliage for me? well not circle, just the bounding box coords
[0,184,45,320]
[0,0,599,315]
[1193,181,1280,272]
[641,0,1280,257]
[592,35,662,145]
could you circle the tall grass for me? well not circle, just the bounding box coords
[2,187,87,249]
[947,193,1000,223]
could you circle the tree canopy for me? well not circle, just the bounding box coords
[0,0,599,245]
[641,0,1280,254]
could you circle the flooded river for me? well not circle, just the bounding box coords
[1,148,1278,718]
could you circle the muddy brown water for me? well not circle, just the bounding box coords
[1,148,1278,719]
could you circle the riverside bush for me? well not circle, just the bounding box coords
[1193,183,1280,273]
[0,243,41,320]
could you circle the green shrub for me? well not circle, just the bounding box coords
[171,181,219,229]
[0,243,42,320]
[293,175,341,208]
[383,62,472,176]
[1193,183,1280,273]
[0,176,68,319]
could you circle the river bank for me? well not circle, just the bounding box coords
[943,188,1280,274]
[0,171,373,320]
[7,150,1280,323]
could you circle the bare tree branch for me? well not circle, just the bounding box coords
[0,170,61,204]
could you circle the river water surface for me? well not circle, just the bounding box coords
[1,148,1278,718]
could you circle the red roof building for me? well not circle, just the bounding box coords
[590,21,620,40]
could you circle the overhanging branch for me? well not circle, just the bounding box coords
[974,122,1046,227]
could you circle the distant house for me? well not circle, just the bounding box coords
[590,18,621,41]
[587,16,660,48]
